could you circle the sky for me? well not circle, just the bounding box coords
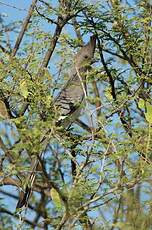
[0,1,32,48]
[0,0,31,20]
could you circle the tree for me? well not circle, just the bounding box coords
[0,0,151,229]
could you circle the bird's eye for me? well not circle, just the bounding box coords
[84,55,88,59]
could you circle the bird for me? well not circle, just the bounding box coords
[54,35,96,127]
[16,35,96,209]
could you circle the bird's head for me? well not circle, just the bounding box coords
[74,35,96,69]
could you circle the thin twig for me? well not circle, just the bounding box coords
[12,0,38,56]
[0,1,27,11]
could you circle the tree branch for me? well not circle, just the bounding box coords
[0,207,42,228]
[12,0,38,56]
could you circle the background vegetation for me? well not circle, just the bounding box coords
[0,0,151,229]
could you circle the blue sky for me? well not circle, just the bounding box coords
[0,0,31,21]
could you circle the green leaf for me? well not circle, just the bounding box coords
[0,100,9,119]
[138,99,145,109]
[45,95,52,108]
[105,88,113,100]
[50,188,62,209]
[19,80,29,98]
[145,102,152,123]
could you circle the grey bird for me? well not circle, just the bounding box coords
[16,35,96,209]
[54,35,96,127]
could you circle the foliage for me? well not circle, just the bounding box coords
[0,0,152,229]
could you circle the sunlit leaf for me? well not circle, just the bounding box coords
[50,188,62,209]
[145,102,152,123]
[0,100,9,119]
[105,89,113,100]
[45,95,52,108]
[19,80,29,98]
[138,99,145,109]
